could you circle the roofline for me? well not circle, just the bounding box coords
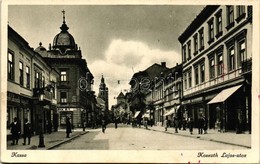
[178,5,220,44]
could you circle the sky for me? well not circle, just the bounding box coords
[8,5,205,107]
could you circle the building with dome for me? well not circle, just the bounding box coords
[35,10,96,129]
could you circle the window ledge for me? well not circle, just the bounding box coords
[199,46,205,52]
[236,13,246,23]
[226,22,235,31]
[215,31,223,39]
[208,38,214,45]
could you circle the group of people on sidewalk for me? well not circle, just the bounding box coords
[9,117,31,145]
[163,115,208,135]
[9,116,73,146]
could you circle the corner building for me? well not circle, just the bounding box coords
[36,12,95,129]
[178,5,252,132]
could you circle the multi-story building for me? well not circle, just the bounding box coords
[129,62,169,123]
[7,26,59,138]
[36,11,95,129]
[178,5,252,133]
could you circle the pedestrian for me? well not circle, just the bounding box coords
[182,117,187,130]
[102,118,106,133]
[198,115,205,134]
[66,117,72,138]
[10,117,21,145]
[188,117,193,135]
[164,118,168,131]
[174,116,178,133]
[23,118,31,145]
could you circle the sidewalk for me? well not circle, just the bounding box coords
[7,129,88,150]
[144,125,251,148]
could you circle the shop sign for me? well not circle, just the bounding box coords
[7,92,20,103]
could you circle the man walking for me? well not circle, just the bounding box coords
[23,118,31,145]
[66,117,72,138]
[10,117,21,145]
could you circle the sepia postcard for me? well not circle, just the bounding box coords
[0,0,259,163]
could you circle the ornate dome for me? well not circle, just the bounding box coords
[52,10,76,53]
[35,42,46,52]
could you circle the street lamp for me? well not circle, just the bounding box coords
[38,91,45,148]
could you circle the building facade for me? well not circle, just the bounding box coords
[36,11,95,129]
[178,5,252,132]
[7,26,59,139]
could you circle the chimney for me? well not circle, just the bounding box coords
[176,63,178,66]
[161,62,166,67]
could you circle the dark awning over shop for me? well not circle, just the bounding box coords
[134,111,141,118]
[207,85,242,104]
[164,105,180,116]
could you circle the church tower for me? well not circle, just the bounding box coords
[98,74,109,112]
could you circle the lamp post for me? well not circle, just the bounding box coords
[38,93,45,148]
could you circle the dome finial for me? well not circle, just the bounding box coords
[62,9,66,24]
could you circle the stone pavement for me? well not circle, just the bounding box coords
[142,125,251,148]
[7,129,88,150]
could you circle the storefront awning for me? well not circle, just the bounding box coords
[207,85,242,104]
[142,113,150,118]
[134,111,141,118]
[164,105,180,116]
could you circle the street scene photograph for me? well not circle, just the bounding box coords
[3,2,256,158]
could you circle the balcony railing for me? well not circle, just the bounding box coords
[241,58,252,74]
[33,88,53,102]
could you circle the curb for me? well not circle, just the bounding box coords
[47,131,89,150]
[147,128,251,149]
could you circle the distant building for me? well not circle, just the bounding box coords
[98,74,109,114]
[7,26,59,139]
[36,11,95,129]
[178,5,252,132]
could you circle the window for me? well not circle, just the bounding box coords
[200,63,205,83]
[35,72,40,88]
[215,11,223,38]
[184,73,187,90]
[227,6,234,29]
[19,62,24,86]
[193,34,198,55]
[217,53,224,76]
[238,40,246,67]
[60,92,67,103]
[42,76,45,87]
[182,45,187,62]
[8,52,14,80]
[228,47,235,71]
[209,57,215,79]
[188,71,192,88]
[208,19,214,44]
[236,6,246,22]
[195,66,199,85]
[199,28,204,51]
[187,41,191,60]
[61,71,67,81]
[26,66,30,88]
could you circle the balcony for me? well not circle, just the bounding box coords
[241,58,252,74]
[57,81,70,89]
[33,88,53,102]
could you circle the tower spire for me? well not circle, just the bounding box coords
[60,10,69,32]
[62,9,66,24]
